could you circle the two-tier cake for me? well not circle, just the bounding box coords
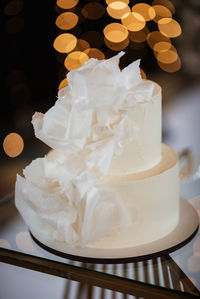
[15,52,179,253]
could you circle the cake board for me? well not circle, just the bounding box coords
[30,198,199,264]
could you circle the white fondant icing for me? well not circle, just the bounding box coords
[15,53,179,249]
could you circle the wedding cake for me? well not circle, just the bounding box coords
[15,52,179,251]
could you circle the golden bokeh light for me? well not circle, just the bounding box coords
[82,31,104,48]
[132,3,156,21]
[82,2,105,20]
[157,48,178,64]
[56,0,79,9]
[129,27,149,43]
[158,18,182,38]
[140,68,147,79]
[158,56,181,72]
[106,0,129,4]
[103,23,128,43]
[64,51,89,71]
[147,31,170,49]
[3,133,24,158]
[153,41,171,52]
[121,12,146,32]
[53,33,77,53]
[55,12,78,30]
[152,5,172,23]
[58,78,68,90]
[74,39,90,52]
[4,0,23,16]
[107,2,130,20]
[104,36,129,51]
[84,48,105,60]
[152,0,175,14]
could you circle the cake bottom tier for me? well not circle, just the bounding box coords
[89,143,180,249]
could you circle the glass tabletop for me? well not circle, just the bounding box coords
[0,193,200,298]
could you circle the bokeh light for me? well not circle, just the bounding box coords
[147,31,170,49]
[152,5,172,23]
[53,33,77,53]
[84,48,105,60]
[56,0,79,9]
[58,78,68,90]
[74,39,90,52]
[104,23,129,43]
[158,18,182,38]
[3,133,24,158]
[152,0,175,14]
[55,12,78,30]
[64,51,89,70]
[157,48,178,64]
[132,3,156,21]
[106,0,129,4]
[82,2,105,20]
[158,56,181,72]
[52,0,182,74]
[107,1,130,20]
[121,12,146,32]
[4,0,23,16]
[153,41,171,52]
[104,36,129,51]
[129,27,149,43]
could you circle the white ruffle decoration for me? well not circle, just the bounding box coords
[15,52,154,247]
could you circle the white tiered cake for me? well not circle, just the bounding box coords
[15,52,179,252]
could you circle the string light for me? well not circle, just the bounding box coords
[64,51,89,71]
[107,1,130,19]
[58,78,68,90]
[152,0,175,14]
[158,56,181,72]
[104,23,129,43]
[53,33,77,53]
[121,12,146,32]
[106,0,129,5]
[84,48,105,60]
[56,0,79,10]
[152,5,172,23]
[147,31,171,49]
[129,27,149,43]
[55,12,78,30]
[132,3,156,21]
[53,0,182,75]
[104,36,129,51]
[158,18,182,38]
[3,133,24,158]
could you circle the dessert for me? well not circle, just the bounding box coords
[15,52,179,250]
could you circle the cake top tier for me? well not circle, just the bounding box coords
[32,52,157,156]
[60,51,155,110]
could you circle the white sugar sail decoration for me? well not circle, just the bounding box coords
[15,52,155,247]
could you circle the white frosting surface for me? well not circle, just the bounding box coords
[91,144,180,248]
[15,52,163,247]
[108,82,161,175]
